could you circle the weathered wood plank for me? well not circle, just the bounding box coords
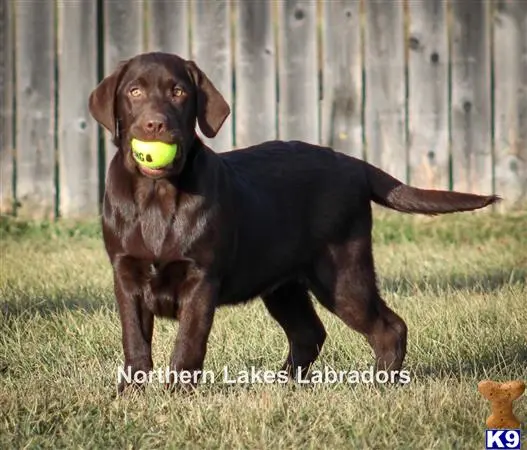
[408,0,449,190]
[277,0,318,143]
[234,0,276,148]
[0,0,14,214]
[146,0,190,58]
[57,1,98,218]
[493,0,527,208]
[321,0,362,157]
[103,0,144,168]
[191,0,232,151]
[451,0,492,194]
[364,0,406,181]
[15,1,56,219]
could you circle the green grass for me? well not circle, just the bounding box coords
[1,210,526,449]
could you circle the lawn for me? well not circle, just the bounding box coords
[1,210,526,449]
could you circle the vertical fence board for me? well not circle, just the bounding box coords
[321,0,362,157]
[277,0,318,143]
[58,1,98,217]
[493,0,527,208]
[104,0,144,168]
[15,2,56,219]
[451,0,492,194]
[234,0,276,148]
[146,0,190,58]
[0,0,13,214]
[191,0,232,152]
[364,0,406,181]
[408,0,449,189]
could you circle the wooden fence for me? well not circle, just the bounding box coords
[1,0,526,219]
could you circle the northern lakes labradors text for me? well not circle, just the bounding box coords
[117,366,411,386]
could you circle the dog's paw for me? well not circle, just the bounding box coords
[164,380,197,395]
[116,379,148,397]
[116,362,153,396]
[163,367,201,394]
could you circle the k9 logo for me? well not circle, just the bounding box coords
[485,429,521,450]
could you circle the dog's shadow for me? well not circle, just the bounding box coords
[3,267,523,321]
[3,270,525,384]
[410,341,527,380]
[380,268,526,380]
[380,267,525,296]
[1,289,115,323]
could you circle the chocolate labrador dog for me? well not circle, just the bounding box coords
[89,52,498,392]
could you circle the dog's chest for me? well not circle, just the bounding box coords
[134,180,179,259]
[139,204,171,257]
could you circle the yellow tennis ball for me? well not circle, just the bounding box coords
[131,139,178,169]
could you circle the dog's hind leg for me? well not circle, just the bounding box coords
[262,281,326,378]
[307,237,408,373]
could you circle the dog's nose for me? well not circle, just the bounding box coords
[144,114,167,134]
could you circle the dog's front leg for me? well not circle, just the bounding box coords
[113,257,155,394]
[168,272,217,391]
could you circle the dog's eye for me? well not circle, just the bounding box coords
[129,87,142,98]
[173,87,184,98]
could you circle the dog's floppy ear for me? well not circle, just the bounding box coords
[186,60,230,138]
[88,60,129,135]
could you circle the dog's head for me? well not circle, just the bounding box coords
[88,52,230,178]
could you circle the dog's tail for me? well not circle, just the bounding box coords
[366,163,500,215]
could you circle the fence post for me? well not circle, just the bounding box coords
[0,0,14,215]
[146,0,190,58]
[277,0,318,144]
[321,0,363,157]
[364,0,407,182]
[493,0,527,208]
[407,0,449,190]
[234,0,276,148]
[15,1,56,219]
[58,1,99,218]
[191,0,233,152]
[103,0,145,171]
[451,0,492,194]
